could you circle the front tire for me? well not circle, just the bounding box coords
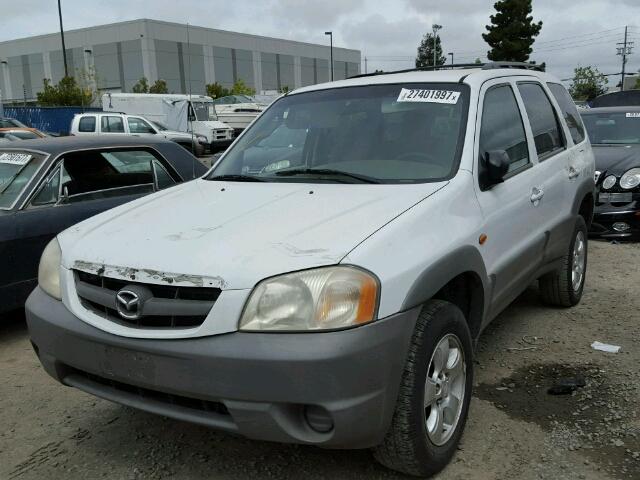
[539,216,588,307]
[373,300,473,477]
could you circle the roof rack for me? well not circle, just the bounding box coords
[349,61,544,80]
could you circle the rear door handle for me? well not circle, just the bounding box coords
[530,187,544,204]
[568,166,580,179]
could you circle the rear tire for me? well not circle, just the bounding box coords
[373,300,473,477]
[539,216,588,307]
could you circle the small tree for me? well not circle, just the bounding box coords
[132,77,149,93]
[483,0,542,62]
[37,76,94,106]
[634,77,640,90]
[474,58,482,64]
[569,66,608,101]
[149,79,168,94]
[279,85,290,94]
[416,33,446,68]
[231,79,256,96]
[206,82,230,99]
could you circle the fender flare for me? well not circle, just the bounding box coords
[400,245,490,336]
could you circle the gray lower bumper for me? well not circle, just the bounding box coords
[26,287,419,448]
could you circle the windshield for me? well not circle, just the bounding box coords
[191,102,217,121]
[208,83,469,183]
[582,111,640,144]
[150,121,168,131]
[0,151,46,209]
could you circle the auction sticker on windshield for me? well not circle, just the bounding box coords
[397,88,460,104]
[626,112,640,118]
[0,152,32,165]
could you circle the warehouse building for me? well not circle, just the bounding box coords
[0,19,361,102]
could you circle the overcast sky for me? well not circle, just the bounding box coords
[2,0,639,86]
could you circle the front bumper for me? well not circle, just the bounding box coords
[26,287,418,448]
[590,208,640,240]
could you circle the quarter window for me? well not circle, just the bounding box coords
[31,168,61,206]
[479,84,530,177]
[78,116,96,133]
[100,116,125,133]
[517,83,565,160]
[547,83,586,145]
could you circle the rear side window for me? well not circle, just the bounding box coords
[479,84,530,174]
[517,83,565,160]
[78,116,96,132]
[547,83,586,145]
[100,116,125,133]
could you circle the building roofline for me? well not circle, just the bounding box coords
[0,18,360,55]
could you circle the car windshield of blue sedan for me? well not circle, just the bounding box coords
[208,83,470,184]
[0,151,45,208]
[582,112,640,144]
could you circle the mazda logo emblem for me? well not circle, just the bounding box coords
[116,289,141,320]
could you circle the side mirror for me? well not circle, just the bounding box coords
[482,150,510,189]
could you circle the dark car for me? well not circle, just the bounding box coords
[581,107,640,239]
[0,117,28,128]
[0,136,207,314]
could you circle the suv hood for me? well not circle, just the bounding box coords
[59,179,446,289]
[593,144,640,175]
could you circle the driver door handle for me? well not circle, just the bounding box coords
[530,187,544,204]
[568,166,580,179]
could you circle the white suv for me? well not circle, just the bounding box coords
[70,112,208,156]
[28,63,594,477]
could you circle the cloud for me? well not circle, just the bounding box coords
[0,0,638,84]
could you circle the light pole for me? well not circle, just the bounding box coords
[58,0,68,78]
[432,24,442,68]
[325,31,333,81]
[448,52,454,66]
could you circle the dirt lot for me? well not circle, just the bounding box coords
[1,241,638,480]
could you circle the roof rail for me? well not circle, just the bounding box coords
[349,61,544,80]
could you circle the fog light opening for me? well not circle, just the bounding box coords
[304,405,334,433]
[613,222,631,232]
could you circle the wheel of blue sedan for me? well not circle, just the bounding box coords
[374,300,473,477]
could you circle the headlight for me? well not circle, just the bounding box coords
[239,266,379,331]
[38,237,62,300]
[196,134,208,143]
[620,168,640,189]
[602,175,617,190]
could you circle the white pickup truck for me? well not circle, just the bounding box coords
[102,93,234,152]
[70,112,208,156]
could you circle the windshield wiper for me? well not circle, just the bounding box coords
[208,174,266,182]
[274,168,380,184]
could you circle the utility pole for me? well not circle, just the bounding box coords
[325,31,334,81]
[617,26,634,91]
[432,24,442,68]
[58,0,69,78]
[364,57,368,74]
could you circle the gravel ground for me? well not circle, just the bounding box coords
[0,240,638,480]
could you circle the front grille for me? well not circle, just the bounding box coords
[68,367,230,417]
[75,270,220,329]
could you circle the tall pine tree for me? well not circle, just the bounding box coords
[416,33,446,68]
[483,0,542,62]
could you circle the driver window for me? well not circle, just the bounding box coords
[479,84,530,177]
[127,117,156,134]
[57,149,157,203]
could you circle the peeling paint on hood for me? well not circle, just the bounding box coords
[59,179,447,289]
[73,260,227,288]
